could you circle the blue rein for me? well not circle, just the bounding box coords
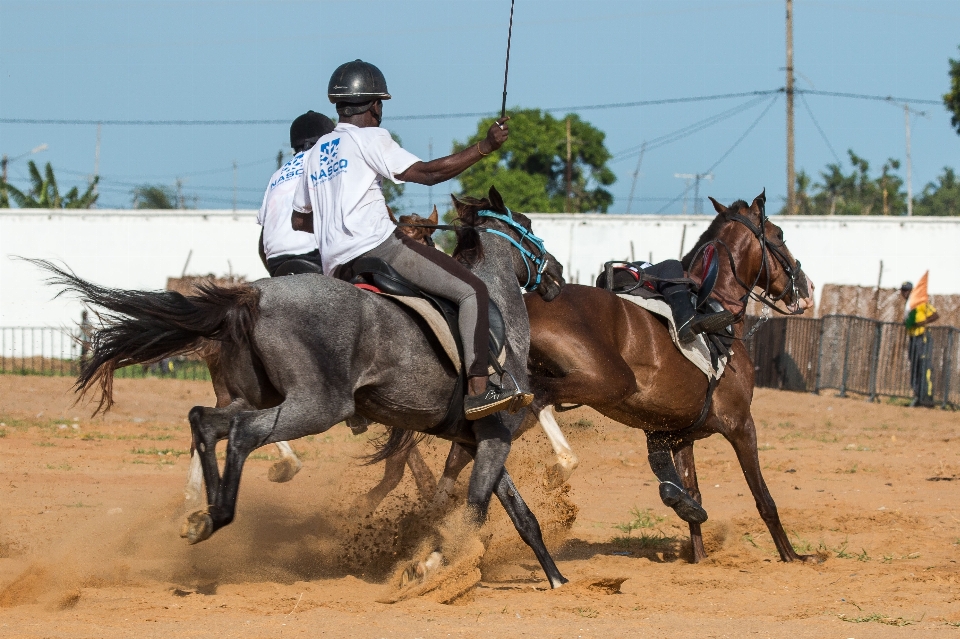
[476,208,549,292]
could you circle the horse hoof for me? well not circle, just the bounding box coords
[180,510,214,544]
[399,551,443,588]
[799,553,826,565]
[267,457,302,483]
[659,483,708,524]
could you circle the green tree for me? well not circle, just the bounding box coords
[1,160,98,209]
[945,45,960,135]
[382,130,405,213]
[132,185,176,209]
[783,150,905,215]
[454,109,615,213]
[914,167,960,216]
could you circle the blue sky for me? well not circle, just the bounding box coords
[1,0,958,213]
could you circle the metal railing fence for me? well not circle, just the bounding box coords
[744,314,960,406]
[0,326,210,381]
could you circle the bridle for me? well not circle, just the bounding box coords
[395,205,551,293]
[694,197,805,321]
[476,208,549,292]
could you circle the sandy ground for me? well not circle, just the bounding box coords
[1,376,960,637]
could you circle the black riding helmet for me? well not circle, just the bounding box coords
[290,111,335,152]
[328,60,391,118]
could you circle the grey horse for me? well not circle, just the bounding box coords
[38,186,569,590]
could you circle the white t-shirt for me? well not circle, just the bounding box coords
[256,152,318,261]
[292,123,421,274]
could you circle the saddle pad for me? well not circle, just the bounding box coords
[616,294,728,380]
[382,294,462,374]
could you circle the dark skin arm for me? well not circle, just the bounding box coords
[258,229,269,272]
[339,101,510,186]
[918,311,940,327]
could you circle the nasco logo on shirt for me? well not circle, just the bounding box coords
[309,138,349,185]
[269,153,304,190]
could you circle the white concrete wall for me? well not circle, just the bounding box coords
[1,210,265,329]
[2,209,958,330]
[527,214,960,303]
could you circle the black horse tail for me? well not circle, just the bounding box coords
[363,427,424,465]
[30,259,260,414]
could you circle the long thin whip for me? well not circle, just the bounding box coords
[500,0,516,119]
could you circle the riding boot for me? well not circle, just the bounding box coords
[664,288,734,344]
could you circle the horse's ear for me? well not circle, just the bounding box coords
[428,205,439,225]
[752,189,767,215]
[488,185,506,212]
[708,196,727,214]
[387,206,398,224]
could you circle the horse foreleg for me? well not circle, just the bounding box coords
[405,444,438,500]
[184,445,204,502]
[267,441,303,483]
[646,431,708,525]
[537,405,579,489]
[430,442,472,511]
[673,443,707,563]
[494,470,568,588]
[723,414,821,564]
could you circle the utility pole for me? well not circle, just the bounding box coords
[276,149,283,170]
[674,173,714,215]
[1,155,7,184]
[232,160,238,212]
[565,117,573,213]
[904,104,913,216]
[625,142,646,215]
[785,0,796,215]
[176,178,184,209]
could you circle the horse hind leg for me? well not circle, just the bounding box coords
[353,448,409,516]
[267,441,303,483]
[724,414,821,564]
[673,442,707,563]
[187,399,251,506]
[538,405,580,489]
[405,443,438,500]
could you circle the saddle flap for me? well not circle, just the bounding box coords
[350,257,421,297]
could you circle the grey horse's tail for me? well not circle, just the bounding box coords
[30,259,260,413]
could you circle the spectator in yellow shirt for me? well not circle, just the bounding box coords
[901,281,939,407]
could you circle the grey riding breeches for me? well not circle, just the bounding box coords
[358,229,490,378]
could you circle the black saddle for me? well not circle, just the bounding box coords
[271,258,323,277]
[348,257,507,438]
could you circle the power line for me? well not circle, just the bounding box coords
[655,95,780,214]
[799,92,841,164]
[0,90,784,126]
[0,87,943,126]
[797,88,941,106]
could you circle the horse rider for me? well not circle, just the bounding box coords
[292,59,527,420]
[599,258,734,344]
[257,110,335,276]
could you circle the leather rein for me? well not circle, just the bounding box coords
[690,200,805,323]
[397,207,550,293]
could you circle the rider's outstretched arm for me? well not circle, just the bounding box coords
[397,118,509,186]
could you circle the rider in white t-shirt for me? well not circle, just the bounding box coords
[293,59,525,420]
[257,111,335,276]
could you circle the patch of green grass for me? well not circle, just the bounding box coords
[32,441,56,447]
[833,540,870,561]
[614,507,665,535]
[575,607,599,619]
[249,453,278,461]
[131,447,187,457]
[881,552,920,563]
[789,531,817,554]
[0,429,6,438]
[81,432,112,441]
[571,418,594,429]
[839,612,920,626]
[743,533,759,548]
[45,463,72,471]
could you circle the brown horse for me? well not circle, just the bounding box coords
[518,192,818,563]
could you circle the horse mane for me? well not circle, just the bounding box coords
[450,195,490,266]
[680,199,750,270]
